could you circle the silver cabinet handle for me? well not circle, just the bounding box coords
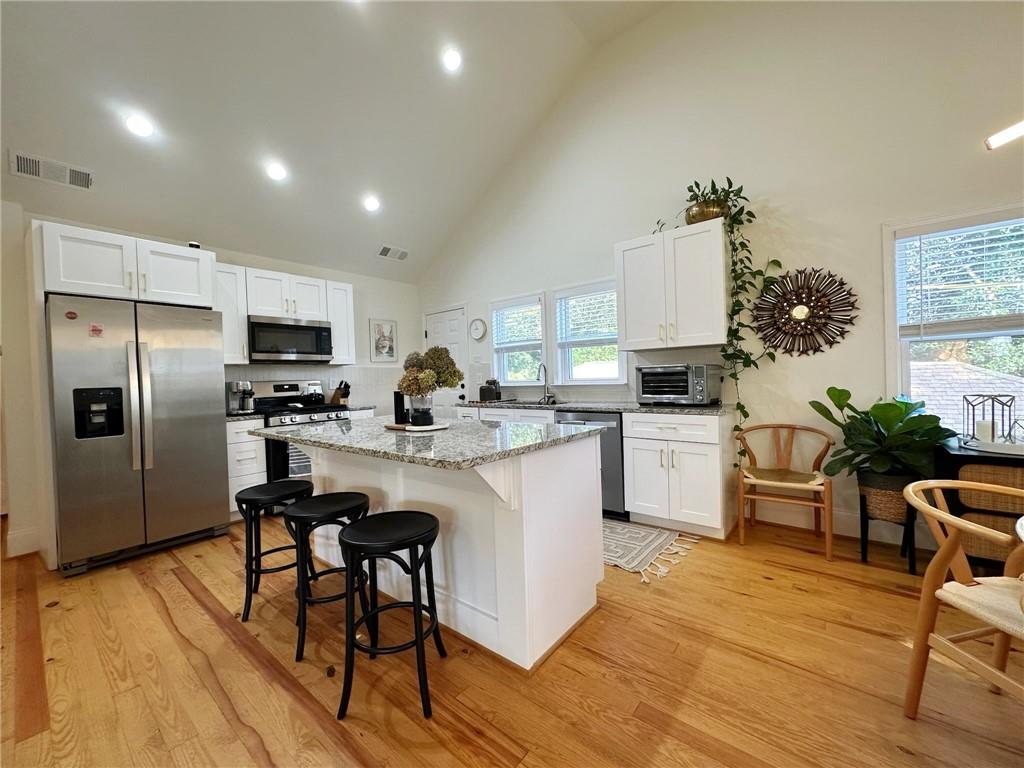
[283,296,288,312]
[658,323,665,341]
[671,449,676,469]
[242,342,247,358]
[141,273,148,293]
[139,342,154,470]
[126,342,141,471]
[127,272,134,291]
[659,449,665,468]
[292,298,297,314]
[668,322,676,340]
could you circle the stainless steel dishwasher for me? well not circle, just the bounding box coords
[555,411,626,518]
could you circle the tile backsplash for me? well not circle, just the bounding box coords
[225,363,402,414]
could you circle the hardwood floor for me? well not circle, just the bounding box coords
[2,519,1021,767]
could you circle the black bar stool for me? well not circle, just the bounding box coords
[336,511,447,720]
[283,492,371,661]
[234,479,314,622]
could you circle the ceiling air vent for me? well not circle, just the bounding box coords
[8,150,94,190]
[377,245,409,262]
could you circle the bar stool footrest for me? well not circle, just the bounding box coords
[351,601,438,655]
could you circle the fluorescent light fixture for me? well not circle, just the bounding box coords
[265,161,288,181]
[985,120,1024,150]
[441,46,462,74]
[125,113,155,138]
[362,193,381,212]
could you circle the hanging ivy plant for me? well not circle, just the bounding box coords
[658,178,783,463]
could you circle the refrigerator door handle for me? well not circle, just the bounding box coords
[126,341,142,471]
[139,341,155,469]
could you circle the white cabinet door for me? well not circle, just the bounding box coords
[515,409,556,425]
[623,437,670,519]
[326,280,356,364]
[454,407,480,420]
[480,407,514,421]
[245,268,291,318]
[667,440,721,527]
[137,239,215,308]
[214,264,249,364]
[615,234,667,350]
[291,275,328,321]
[42,221,138,299]
[663,219,727,347]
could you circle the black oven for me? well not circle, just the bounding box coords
[248,315,333,363]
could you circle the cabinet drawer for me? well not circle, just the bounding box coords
[623,412,719,444]
[227,441,267,478]
[228,471,268,515]
[514,409,555,424]
[479,407,515,421]
[226,419,264,444]
[455,407,479,420]
[348,409,374,421]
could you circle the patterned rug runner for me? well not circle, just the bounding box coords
[602,519,700,583]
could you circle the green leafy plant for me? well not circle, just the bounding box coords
[809,387,956,477]
[398,346,463,397]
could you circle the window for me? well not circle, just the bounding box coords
[553,282,624,384]
[892,214,1024,433]
[492,294,545,384]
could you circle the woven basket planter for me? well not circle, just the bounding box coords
[858,471,916,524]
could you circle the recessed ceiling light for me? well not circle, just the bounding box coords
[362,193,381,212]
[265,161,288,181]
[441,46,462,74]
[985,120,1024,150]
[125,113,154,138]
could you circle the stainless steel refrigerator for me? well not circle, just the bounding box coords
[47,294,230,573]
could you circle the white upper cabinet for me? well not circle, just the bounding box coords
[663,221,728,347]
[136,239,215,308]
[290,275,328,321]
[245,268,328,321]
[41,222,139,300]
[214,263,249,364]
[615,218,727,350]
[326,280,356,364]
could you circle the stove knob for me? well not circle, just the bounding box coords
[310,414,318,421]
[289,415,299,423]
[326,412,336,420]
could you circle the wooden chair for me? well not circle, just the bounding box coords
[736,424,835,559]
[903,480,1024,719]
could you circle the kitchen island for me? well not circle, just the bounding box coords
[250,416,604,669]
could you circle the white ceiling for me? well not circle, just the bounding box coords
[1,1,659,281]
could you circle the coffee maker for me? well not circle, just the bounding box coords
[226,380,255,414]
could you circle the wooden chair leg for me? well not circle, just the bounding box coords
[749,498,757,527]
[736,470,746,545]
[814,509,821,537]
[990,633,1012,694]
[823,481,833,562]
[905,590,940,719]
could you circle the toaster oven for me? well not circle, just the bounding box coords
[636,364,723,406]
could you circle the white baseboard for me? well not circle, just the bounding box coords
[5,526,38,557]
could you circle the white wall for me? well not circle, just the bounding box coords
[0,203,420,561]
[420,2,1024,536]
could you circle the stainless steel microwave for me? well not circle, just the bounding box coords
[247,315,333,363]
[636,364,723,406]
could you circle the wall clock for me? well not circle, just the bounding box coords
[753,267,858,356]
[469,318,487,341]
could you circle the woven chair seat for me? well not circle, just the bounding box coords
[937,577,1024,639]
[742,467,825,490]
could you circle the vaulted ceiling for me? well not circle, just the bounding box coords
[1,1,659,281]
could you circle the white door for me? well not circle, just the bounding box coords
[664,220,728,348]
[623,437,670,518]
[424,307,467,406]
[291,275,328,321]
[615,234,667,350]
[667,440,721,527]
[326,281,356,364]
[214,263,249,364]
[136,239,215,307]
[41,221,138,300]
[245,268,291,318]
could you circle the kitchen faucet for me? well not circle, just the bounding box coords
[537,362,556,405]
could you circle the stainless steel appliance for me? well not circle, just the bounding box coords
[250,380,352,480]
[226,380,255,414]
[47,294,230,574]
[247,315,333,363]
[554,411,625,518]
[636,364,723,406]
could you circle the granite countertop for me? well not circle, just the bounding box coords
[458,400,731,417]
[249,415,603,470]
[226,405,375,422]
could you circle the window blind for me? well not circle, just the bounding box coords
[895,217,1024,340]
[555,288,617,346]
[492,296,543,350]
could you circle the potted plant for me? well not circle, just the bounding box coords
[398,347,464,426]
[809,387,956,519]
[682,178,744,225]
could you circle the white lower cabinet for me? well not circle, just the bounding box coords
[348,409,375,420]
[225,419,266,517]
[454,406,480,420]
[623,438,671,517]
[666,441,721,527]
[477,407,555,424]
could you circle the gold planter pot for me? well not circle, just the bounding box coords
[684,200,731,225]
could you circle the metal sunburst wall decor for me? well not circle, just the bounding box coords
[753,267,858,356]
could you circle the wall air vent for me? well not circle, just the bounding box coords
[8,150,94,190]
[377,245,409,262]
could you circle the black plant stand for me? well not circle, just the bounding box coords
[859,493,916,575]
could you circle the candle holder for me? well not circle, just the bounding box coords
[962,394,1016,443]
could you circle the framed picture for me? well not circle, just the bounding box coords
[369,318,398,363]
